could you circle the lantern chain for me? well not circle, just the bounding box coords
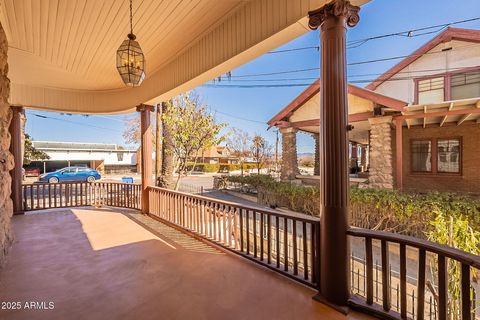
[129,0,133,35]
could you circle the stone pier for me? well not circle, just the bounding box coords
[280,127,298,181]
[368,116,394,189]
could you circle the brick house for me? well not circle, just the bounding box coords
[268,27,480,194]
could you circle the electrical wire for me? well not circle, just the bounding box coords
[27,112,124,133]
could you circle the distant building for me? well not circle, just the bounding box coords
[26,141,137,174]
[194,146,239,164]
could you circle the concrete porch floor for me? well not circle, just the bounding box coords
[0,207,372,320]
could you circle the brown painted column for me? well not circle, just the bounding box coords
[350,142,358,173]
[308,0,360,309]
[360,145,367,172]
[280,127,298,181]
[9,106,24,214]
[137,104,154,214]
[313,133,320,176]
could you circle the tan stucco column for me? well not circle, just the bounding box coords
[9,106,24,214]
[280,127,298,181]
[137,104,154,214]
[309,0,360,309]
[368,116,394,189]
[313,133,320,176]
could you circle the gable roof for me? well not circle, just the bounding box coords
[366,27,480,90]
[267,80,407,127]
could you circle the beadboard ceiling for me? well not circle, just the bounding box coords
[0,0,247,90]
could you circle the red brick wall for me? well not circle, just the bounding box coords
[400,121,480,194]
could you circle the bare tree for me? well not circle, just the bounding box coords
[251,134,272,174]
[226,128,251,176]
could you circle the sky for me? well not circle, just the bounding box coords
[25,0,480,154]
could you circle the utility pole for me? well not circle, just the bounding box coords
[155,103,162,186]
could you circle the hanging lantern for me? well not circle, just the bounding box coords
[116,0,145,87]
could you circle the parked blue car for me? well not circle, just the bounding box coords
[38,167,101,183]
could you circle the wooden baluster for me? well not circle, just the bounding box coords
[22,185,26,211]
[253,211,257,258]
[437,255,447,320]
[246,210,250,255]
[276,216,280,268]
[312,223,319,285]
[399,243,407,318]
[232,207,237,249]
[260,213,264,261]
[203,200,207,237]
[284,217,288,271]
[30,185,34,209]
[36,184,40,209]
[292,219,298,275]
[366,237,374,305]
[381,240,391,311]
[267,214,272,265]
[48,184,52,208]
[75,183,78,206]
[417,248,426,320]
[462,263,471,320]
[239,209,244,251]
[223,205,227,245]
[303,222,308,280]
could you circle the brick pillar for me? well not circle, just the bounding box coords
[368,116,394,189]
[280,127,298,181]
[313,133,320,176]
[309,0,360,309]
[137,104,154,213]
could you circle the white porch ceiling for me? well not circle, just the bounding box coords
[0,0,369,114]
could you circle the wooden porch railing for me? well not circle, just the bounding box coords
[348,227,480,320]
[21,182,141,211]
[147,186,320,288]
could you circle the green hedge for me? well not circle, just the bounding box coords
[222,175,480,238]
[186,162,261,173]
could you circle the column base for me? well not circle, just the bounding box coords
[312,293,349,315]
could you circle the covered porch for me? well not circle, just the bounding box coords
[1,0,479,320]
[0,206,369,320]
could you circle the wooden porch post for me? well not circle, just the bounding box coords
[9,106,24,215]
[137,104,154,214]
[308,0,360,310]
[395,119,403,191]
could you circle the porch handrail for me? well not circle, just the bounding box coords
[21,181,141,212]
[347,227,479,320]
[147,186,320,288]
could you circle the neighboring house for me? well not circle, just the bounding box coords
[26,141,137,174]
[194,146,239,164]
[268,27,480,194]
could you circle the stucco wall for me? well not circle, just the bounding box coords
[0,22,13,266]
[400,122,480,194]
[374,40,480,103]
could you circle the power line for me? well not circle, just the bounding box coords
[221,43,479,79]
[27,112,124,133]
[210,108,266,124]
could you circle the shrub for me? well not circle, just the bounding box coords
[222,175,480,238]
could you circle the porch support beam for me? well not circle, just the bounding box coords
[137,104,154,214]
[308,0,360,310]
[397,107,480,120]
[395,119,403,191]
[9,106,24,215]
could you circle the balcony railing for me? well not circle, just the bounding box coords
[147,186,320,288]
[21,181,141,211]
[348,228,480,320]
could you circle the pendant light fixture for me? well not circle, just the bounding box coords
[116,0,145,87]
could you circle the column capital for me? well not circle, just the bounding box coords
[279,127,297,134]
[308,0,360,30]
[10,105,25,114]
[136,104,155,112]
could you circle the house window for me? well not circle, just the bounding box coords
[410,138,462,175]
[437,139,461,173]
[117,152,124,161]
[411,140,432,172]
[451,71,480,100]
[417,77,445,104]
